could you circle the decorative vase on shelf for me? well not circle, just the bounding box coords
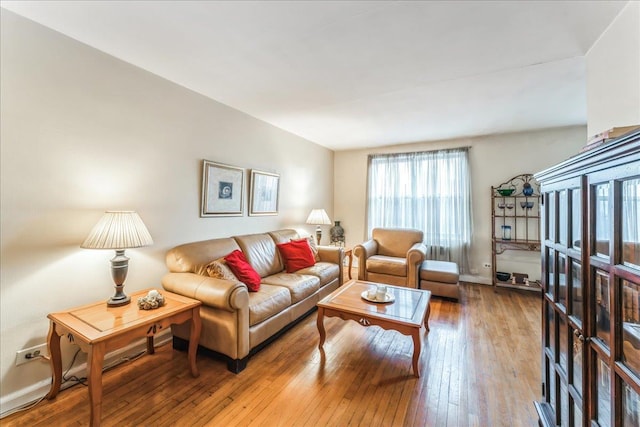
[501,225,512,240]
[523,182,534,196]
[330,221,345,246]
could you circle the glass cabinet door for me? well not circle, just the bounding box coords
[588,173,640,427]
[540,182,586,427]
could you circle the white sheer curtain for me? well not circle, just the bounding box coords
[367,148,473,273]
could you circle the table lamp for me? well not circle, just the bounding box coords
[306,209,331,245]
[81,211,153,306]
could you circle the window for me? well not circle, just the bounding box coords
[367,148,472,272]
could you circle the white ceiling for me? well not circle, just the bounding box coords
[1,1,629,150]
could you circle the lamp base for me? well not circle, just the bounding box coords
[107,290,131,307]
[108,250,131,307]
[315,227,322,246]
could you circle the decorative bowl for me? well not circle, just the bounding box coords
[520,201,534,209]
[496,272,511,282]
[497,188,515,196]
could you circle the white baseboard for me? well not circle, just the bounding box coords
[0,330,172,419]
[460,274,492,285]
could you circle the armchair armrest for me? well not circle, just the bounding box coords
[407,243,427,288]
[353,239,378,259]
[162,272,249,312]
[354,239,378,281]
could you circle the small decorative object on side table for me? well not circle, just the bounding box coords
[46,288,201,426]
[137,289,165,310]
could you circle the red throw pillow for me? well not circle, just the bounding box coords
[224,250,261,292]
[277,240,316,273]
[292,237,320,261]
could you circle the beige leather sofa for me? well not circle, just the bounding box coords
[353,228,426,288]
[162,229,343,373]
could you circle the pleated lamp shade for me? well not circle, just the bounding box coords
[305,209,331,226]
[81,211,153,249]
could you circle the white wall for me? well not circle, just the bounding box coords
[334,126,587,283]
[586,1,640,138]
[0,11,334,411]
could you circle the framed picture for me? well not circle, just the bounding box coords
[201,160,244,217]
[249,170,280,216]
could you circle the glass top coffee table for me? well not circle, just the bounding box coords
[316,279,431,377]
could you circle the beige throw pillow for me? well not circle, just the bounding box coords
[205,258,239,282]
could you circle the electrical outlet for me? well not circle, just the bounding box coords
[15,343,48,366]
[483,262,491,268]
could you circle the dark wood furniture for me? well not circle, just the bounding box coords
[46,289,201,426]
[534,129,640,426]
[317,279,431,377]
[491,173,542,290]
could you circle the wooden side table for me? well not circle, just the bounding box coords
[46,288,201,426]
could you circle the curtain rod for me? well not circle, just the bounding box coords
[368,146,471,158]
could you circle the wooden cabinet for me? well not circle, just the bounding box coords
[534,129,640,427]
[491,173,541,289]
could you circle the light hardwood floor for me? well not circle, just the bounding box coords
[3,281,541,426]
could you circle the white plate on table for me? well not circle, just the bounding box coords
[361,290,395,303]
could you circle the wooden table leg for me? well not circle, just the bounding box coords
[87,342,105,427]
[411,330,422,378]
[188,307,201,377]
[46,321,62,399]
[146,337,155,355]
[317,307,326,349]
[424,301,431,332]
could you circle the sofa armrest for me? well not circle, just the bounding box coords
[317,245,344,264]
[407,243,427,288]
[162,272,249,312]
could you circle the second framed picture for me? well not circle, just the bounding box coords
[249,170,280,216]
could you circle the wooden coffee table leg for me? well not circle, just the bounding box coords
[424,302,431,332]
[317,307,326,349]
[411,330,422,378]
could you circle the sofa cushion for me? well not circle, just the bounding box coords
[225,250,261,292]
[277,240,316,273]
[366,255,407,277]
[234,233,283,277]
[205,258,239,282]
[297,262,339,287]
[261,273,320,304]
[248,284,291,326]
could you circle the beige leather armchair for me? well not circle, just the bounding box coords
[353,228,427,288]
